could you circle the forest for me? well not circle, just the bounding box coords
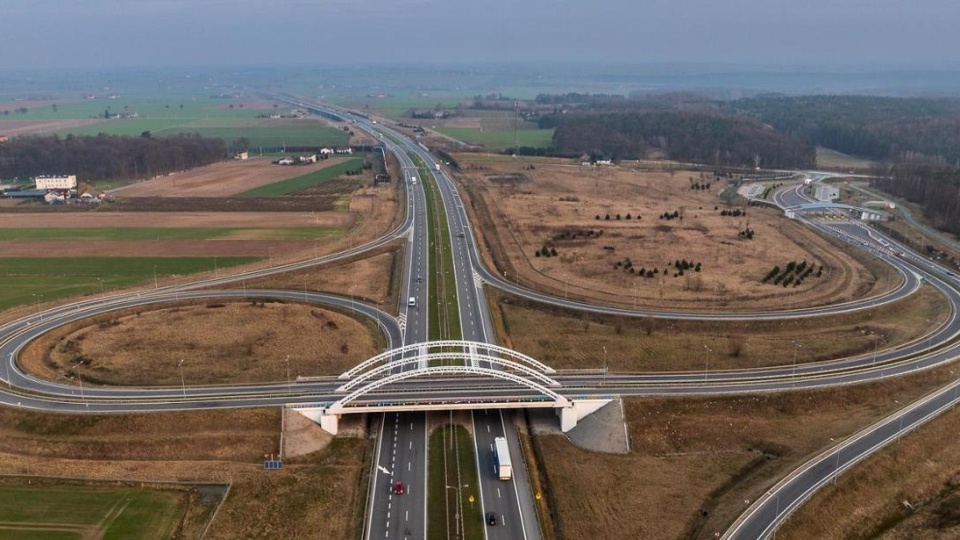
[0,133,227,181]
[729,95,960,164]
[542,111,815,169]
[872,162,960,236]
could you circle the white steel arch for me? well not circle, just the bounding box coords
[328,365,570,414]
[336,352,561,393]
[339,340,556,379]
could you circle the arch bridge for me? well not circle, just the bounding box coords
[294,340,610,434]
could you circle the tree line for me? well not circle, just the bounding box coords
[540,111,815,169]
[729,95,960,164]
[872,162,960,236]
[0,133,226,181]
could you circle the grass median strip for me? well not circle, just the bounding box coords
[427,424,484,540]
[410,153,462,345]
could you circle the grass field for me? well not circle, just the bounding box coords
[0,256,258,311]
[0,98,269,123]
[334,96,466,119]
[816,146,878,171]
[0,482,186,540]
[55,118,349,148]
[0,227,342,241]
[427,424,483,540]
[240,158,363,197]
[435,127,554,149]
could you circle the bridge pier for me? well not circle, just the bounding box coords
[292,406,340,436]
[558,399,612,432]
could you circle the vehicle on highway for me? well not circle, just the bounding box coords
[392,480,405,495]
[494,436,512,480]
[408,297,417,308]
[456,232,465,237]
[486,512,497,526]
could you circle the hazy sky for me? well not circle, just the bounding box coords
[3,0,959,69]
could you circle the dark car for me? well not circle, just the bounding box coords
[392,481,405,495]
[486,512,497,526]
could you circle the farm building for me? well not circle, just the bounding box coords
[234,151,249,160]
[35,174,77,190]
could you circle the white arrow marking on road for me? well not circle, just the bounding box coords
[378,465,393,476]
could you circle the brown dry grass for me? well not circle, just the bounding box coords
[0,211,351,229]
[115,157,354,198]
[0,406,366,540]
[778,385,960,540]
[535,366,960,540]
[20,301,380,386]
[490,284,947,371]
[457,155,894,311]
[238,243,402,313]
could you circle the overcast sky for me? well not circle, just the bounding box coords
[3,0,958,70]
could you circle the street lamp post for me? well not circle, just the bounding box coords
[703,345,712,382]
[178,358,186,398]
[792,341,802,379]
[32,293,44,322]
[602,346,608,386]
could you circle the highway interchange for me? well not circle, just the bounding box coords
[1,98,959,539]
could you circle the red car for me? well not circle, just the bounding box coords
[392,481,405,495]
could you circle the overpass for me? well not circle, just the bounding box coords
[293,340,611,434]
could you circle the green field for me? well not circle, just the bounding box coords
[0,483,186,540]
[816,146,879,170]
[54,116,350,148]
[434,127,554,149]
[427,425,483,540]
[240,158,363,197]
[334,96,466,119]
[0,98,272,123]
[0,256,258,311]
[0,227,342,241]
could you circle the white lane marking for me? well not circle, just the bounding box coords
[497,487,502,498]
[408,461,411,471]
[487,425,490,433]
[409,441,413,450]
[405,510,409,522]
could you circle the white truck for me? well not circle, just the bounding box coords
[494,437,512,480]
[435,163,441,171]
[411,176,418,185]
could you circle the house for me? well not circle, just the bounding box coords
[234,151,249,160]
[297,154,317,164]
[579,154,591,166]
[276,158,294,165]
[335,147,353,155]
[0,135,8,144]
[319,147,335,155]
[35,175,78,190]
